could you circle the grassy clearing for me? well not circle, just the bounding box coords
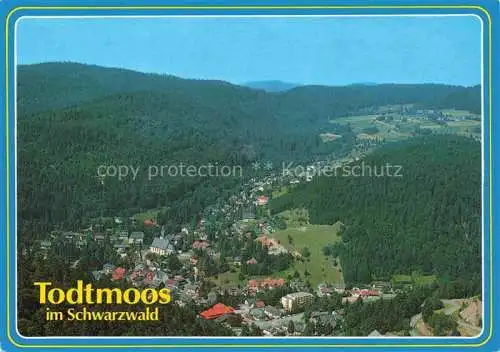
[319,133,343,143]
[442,109,479,118]
[392,274,437,286]
[392,275,412,284]
[211,270,241,288]
[333,114,377,122]
[272,223,344,287]
[331,110,481,144]
[211,223,345,288]
[332,115,380,138]
[420,124,443,130]
[332,114,413,142]
[334,115,410,142]
[133,207,167,222]
[446,120,480,128]
[277,209,309,227]
[414,275,438,286]
[272,187,290,198]
[374,122,411,141]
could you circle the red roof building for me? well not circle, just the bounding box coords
[144,219,157,226]
[247,277,286,293]
[192,240,209,250]
[248,279,258,288]
[320,287,332,294]
[255,300,265,308]
[256,236,278,248]
[112,267,126,281]
[199,303,235,320]
[143,270,154,284]
[246,257,258,265]
[353,289,380,297]
[255,196,269,206]
[261,277,286,288]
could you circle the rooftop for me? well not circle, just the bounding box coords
[130,231,144,239]
[283,292,314,299]
[199,303,235,320]
[368,329,382,337]
[151,237,173,250]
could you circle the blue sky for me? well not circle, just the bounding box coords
[17,16,481,86]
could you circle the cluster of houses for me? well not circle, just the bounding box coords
[197,290,344,336]
[195,278,396,336]
[39,217,204,261]
[247,277,286,294]
[38,227,148,258]
[317,282,346,297]
[91,262,169,288]
[90,259,205,304]
[247,277,286,293]
[199,291,313,322]
[192,240,209,250]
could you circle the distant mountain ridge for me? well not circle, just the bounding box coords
[243,80,301,92]
[18,62,481,117]
[348,82,379,86]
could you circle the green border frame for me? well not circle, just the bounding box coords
[4,5,493,349]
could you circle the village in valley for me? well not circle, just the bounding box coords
[16,13,484,338]
[34,107,483,338]
[37,198,390,336]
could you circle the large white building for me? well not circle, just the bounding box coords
[281,292,314,312]
[150,237,174,256]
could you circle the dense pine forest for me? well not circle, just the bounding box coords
[18,62,480,235]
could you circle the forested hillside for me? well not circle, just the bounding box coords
[270,135,481,293]
[18,62,481,244]
[244,80,300,92]
[19,62,481,116]
[18,65,353,235]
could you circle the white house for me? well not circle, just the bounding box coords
[150,237,174,256]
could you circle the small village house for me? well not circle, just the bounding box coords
[144,219,157,226]
[129,231,144,244]
[102,263,116,275]
[255,195,269,206]
[264,306,282,319]
[112,267,126,281]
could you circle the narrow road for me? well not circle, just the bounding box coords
[411,299,482,337]
[409,313,421,336]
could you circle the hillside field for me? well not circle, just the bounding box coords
[272,223,344,287]
[211,223,344,288]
